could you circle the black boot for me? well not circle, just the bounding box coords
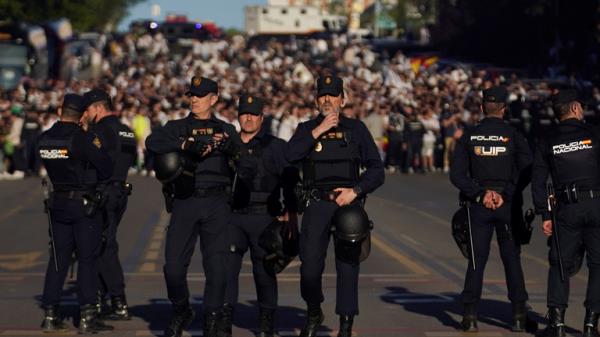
[163,302,195,337]
[583,310,600,337]
[337,315,354,337]
[256,308,275,337]
[79,304,114,334]
[203,310,223,337]
[222,304,233,337]
[540,307,566,337]
[511,301,527,332]
[40,305,69,333]
[103,296,131,320]
[460,303,478,332]
[96,290,109,316]
[299,306,324,337]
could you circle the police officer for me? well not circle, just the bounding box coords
[531,89,600,337]
[81,88,136,320]
[38,94,114,333]
[146,76,240,337]
[286,75,384,337]
[223,94,299,337]
[450,86,532,332]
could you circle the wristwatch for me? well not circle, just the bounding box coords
[352,185,362,197]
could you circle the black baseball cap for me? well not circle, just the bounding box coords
[62,94,84,112]
[551,89,581,106]
[482,86,508,103]
[82,88,112,110]
[238,94,263,116]
[317,75,343,97]
[186,76,218,97]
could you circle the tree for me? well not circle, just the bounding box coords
[0,0,145,31]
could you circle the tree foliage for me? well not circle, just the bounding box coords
[0,0,145,31]
[433,0,599,70]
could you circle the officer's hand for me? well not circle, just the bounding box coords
[542,220,553,237]
[182,137,208,154]
[79,119,88,131]
[213,132,225,143]
[334,187,357,207]
[281,212,299,240]
[312,114,339,139]
[209,132,230,154]
[492,192,504,209]
[482,190,495,209]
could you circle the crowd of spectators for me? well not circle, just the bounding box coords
[1,32,600,179]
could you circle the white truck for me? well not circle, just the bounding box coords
[245,5,347,36]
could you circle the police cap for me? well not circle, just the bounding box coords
[82,88,112,111]
[482,86,508,103]
[317,75,343,97]
[186,76,218,97]
[551,89,581,106]
[62,94,85,113]
[238,94,263,116]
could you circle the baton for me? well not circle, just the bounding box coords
[465,202,476,271]
[547,183,565,282]
[42,178,59,272]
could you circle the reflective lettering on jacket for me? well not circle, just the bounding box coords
[466,131,514,189]
[39,148,69,159]
[552,139,593,155]
[548,127,600,188]
[38,131,97,187]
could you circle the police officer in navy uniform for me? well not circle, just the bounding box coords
[286,75,384,337]
[450,86,532,332]
[146,76,240,337]
[531,89,600,337]
[223,94,300,337]
[81,88,136,320]
[38,94,114,334]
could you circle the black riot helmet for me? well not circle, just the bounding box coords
[331,203,372,265]
[153,152,196,198]
[258,220,299,277]
[154,152,183,183]
[451,207,471,259]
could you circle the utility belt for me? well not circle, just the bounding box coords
[233,203,269,215]
[307,188,340,202]
[51,190,91,200]
[193,185,230,199]
[109,181,133,195]
[556,184,600,204]
[51,187,106,217]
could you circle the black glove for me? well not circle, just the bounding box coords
[182,137,209,154]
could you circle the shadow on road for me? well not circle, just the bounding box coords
[230,300,333,334]
[379,286,582,335]
[129,298,332,336]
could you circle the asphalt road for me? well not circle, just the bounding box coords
[0,172,592,336]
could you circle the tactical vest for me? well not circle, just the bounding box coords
[38,132,97,190]
[108,120,136,182]
[234,136,280,206]
[465,127,516,191]
[547,124,600,189]
[303,129,360,189]
[188,120,232,186]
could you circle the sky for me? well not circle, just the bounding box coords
[119,0,267,31]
